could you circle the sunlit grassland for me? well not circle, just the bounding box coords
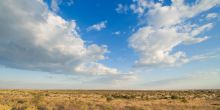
[0,90,220,110]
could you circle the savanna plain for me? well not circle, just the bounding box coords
[0,90,219,110]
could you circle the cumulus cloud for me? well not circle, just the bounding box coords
[0,0,122,75]
[129,27,188,66]
[87,21,107,32]
[129,0,220,67]
[147,4,181,27]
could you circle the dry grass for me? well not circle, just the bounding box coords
[0,90,219,110]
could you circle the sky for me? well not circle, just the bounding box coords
[0,0,220,90]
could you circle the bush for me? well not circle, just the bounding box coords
[106,96,114,102]
[17,100,25,104]
[171,95,178,99]
[181,98,188,103]
[32,93,44,105]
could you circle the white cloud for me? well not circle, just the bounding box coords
[147,0,220,27]
[129,0,219,67]
[206,13,218,20]
[147,4,181,27]
[130,0,153,16]
[87,21,107,31]
[51,0,59,12]
[74,62,118,75]
[51,0,74,12]
[130,0,220,23]
[116,4,128,14]
[190,49,220,61]
[82,73,137,89]
[0,0,119,75]
[113,31,121,35]
[129,27,189,66]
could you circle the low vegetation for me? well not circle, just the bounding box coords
[0,90,219,110]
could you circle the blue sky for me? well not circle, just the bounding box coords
[0,0,220,89]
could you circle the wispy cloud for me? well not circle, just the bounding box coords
[206,13,218,20]
[80,73,137,89]
[116,4,129,14]
[51,0,74,13]
[87,21,107,32]
[51,0,59,12]
[112,31,121,36]
[190,49,220,61]
[143,70,220,89]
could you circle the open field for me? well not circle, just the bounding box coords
[0,90,220,110]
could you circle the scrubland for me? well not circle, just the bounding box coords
[0,90,219,110]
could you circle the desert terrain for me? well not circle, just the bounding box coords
[0,90,219,110]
